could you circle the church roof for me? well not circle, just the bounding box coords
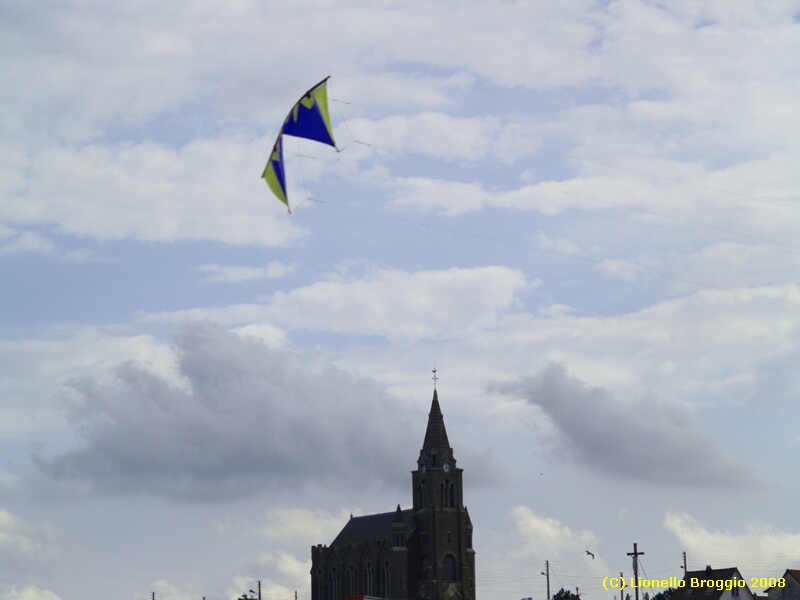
[330,509,414,549]
[422,389,452,453]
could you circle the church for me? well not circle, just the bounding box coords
[310,387,476,600]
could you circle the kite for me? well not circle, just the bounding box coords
[262,76,337,212]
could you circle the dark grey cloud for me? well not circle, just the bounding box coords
[492,363,753,487]
[33,322,422,502]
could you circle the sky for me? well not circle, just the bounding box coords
[1,1,800,599]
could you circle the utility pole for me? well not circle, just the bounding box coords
[683,552,687,573]
[627,543,644,600]
[540,560,550,600]
[250,582,262,600]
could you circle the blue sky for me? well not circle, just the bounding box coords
[2,1,800,599]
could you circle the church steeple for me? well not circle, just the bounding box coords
[311,377,475,600]
[410,384,475,600]
[422,389,452,454]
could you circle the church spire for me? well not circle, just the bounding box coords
[422,388,452,454]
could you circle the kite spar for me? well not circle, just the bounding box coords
[262,76,337,213]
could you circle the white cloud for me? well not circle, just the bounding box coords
[665,513,800,578]
[0,328,181,439]
[145,266,530,343]
[492,285,800,402]
[199,261,295,283]
[0,230,54,255]
[511,506,599,559]
[0,509,62,573]
[252,551,313,596]
[344,113,501,162]
[231,323,288,350]
[392,178,494,216]
[2,137,305,246]
[259,266,526,342]
[259,508,360,545]
[0,587,62,600]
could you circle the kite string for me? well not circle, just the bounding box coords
[331,97,800,212]
[332,97,370,152]
[325,96,800,254]
[358,140,800,254]
[326,95,800,253]
[291,153,313,212]
[303,194,800,308]
[287,144,800,257]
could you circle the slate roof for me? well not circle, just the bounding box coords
[422,389,452,453]
[672,567,746,600]
[330,508,414,549]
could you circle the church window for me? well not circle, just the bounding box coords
[393,530,405,547]
[420,481,427,507]
[383,561,391,597]
[432,453,437,467]
[443,555,457,581]
[330,569,339,600]
[447,531,451,542]
[365,563,374,596]
[441,480,455,508]
[315,571,324,600]
[467,532,472,548]
[420,556,430,578]
[348,566,355,596]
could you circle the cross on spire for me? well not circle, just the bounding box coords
[432,367,438,390]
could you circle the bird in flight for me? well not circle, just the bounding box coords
[585,551,595,559]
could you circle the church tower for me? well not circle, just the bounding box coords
[410,389,475,600]
[310,382,475,600]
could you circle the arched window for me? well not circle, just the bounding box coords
[393,530,405,548]
[383,561,391,598]
[315,570,324,600]
[443,555,457,581]
[441,480,455,507]
[348,565,356,596]
[330,569,339,600]
[365,563,374,596]
[419,555,430,578]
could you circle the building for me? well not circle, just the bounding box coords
[767,570,800,600]
[671,566,754,600]
[310,389,476,600]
